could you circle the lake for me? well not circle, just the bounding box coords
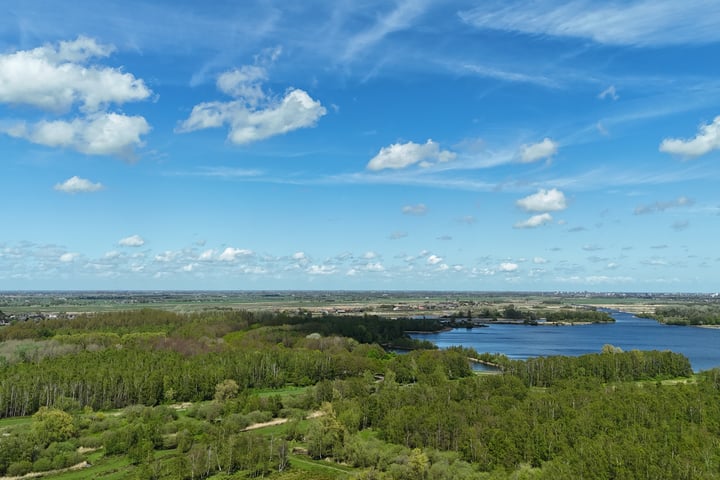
[409,310,720,372]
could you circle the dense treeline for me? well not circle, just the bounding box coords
[451,305,614,324]
[1,307,718,479]
[0,310,441,417]
[327,367,720,478]
[500,349,692,387]
[541,308,613,323]
[0,309,435,348]
[0,309,254,341]
[285,314,442,348]
[0,336,381,417]
[644,304,720,325]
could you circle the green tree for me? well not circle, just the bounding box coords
[408,448,430,480]
[214,378,240,402]
[32,407,76,447]
[306,402,347,459]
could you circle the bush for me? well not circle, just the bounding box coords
[246,410,272,425]
[52,451,82,470]
[176,429,193,453]
[162,434,179,450]
[78,435,103,449]
[103,429,128,455]
[196,402,223,422]
[214,379,240,402]
[33,457,53,472]
[223,413,251,433]
[7,460,33,477]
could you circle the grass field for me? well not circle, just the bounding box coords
[2,290,700,317]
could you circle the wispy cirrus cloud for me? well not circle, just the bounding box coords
[515,213,553,229]
[166,167,264,178]
[459,1,720,47]
[402,203,428,216]
[672,220,690,231]
[634,196,694,215]
[461,62,557,88]
[340,0,430,62]
[598,85,619,101]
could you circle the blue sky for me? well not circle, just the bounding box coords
[2,0,720,292]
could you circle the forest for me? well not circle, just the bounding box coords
[0,308,718,479]
[641,304,720,326]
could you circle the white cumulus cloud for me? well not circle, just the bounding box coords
[6,113,151,159]
[198,249,215,261]
[178,89,325,145]
[499,262,519,272]
[515,213,553,228]
[0,37,152,159]
[216,65,267,105]
[516,188,567,212]
[307,265,336,275]
[520,138,558,163]
[59,252,79,262]
[659,116,720,158]
[364,262,385,272]
[118,235,145,247]
[4,113,149,160]
[155,251,179,263]
[0,36,151,112]
[367,139,456,170]
[218,247,253,261]
[427,254,443,265]
[178,56,326,144]
[54,176,104,194]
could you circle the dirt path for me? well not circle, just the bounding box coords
[242,417,289,431]
[289,456,350,473]
[0,461,88,480]
[242,410,324,432]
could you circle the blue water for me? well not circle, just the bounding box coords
[409,310,720,372]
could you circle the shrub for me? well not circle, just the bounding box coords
[33,457,53,472]
[78,435,103,449]
[7,460,33,477]
[246,410,272,425]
